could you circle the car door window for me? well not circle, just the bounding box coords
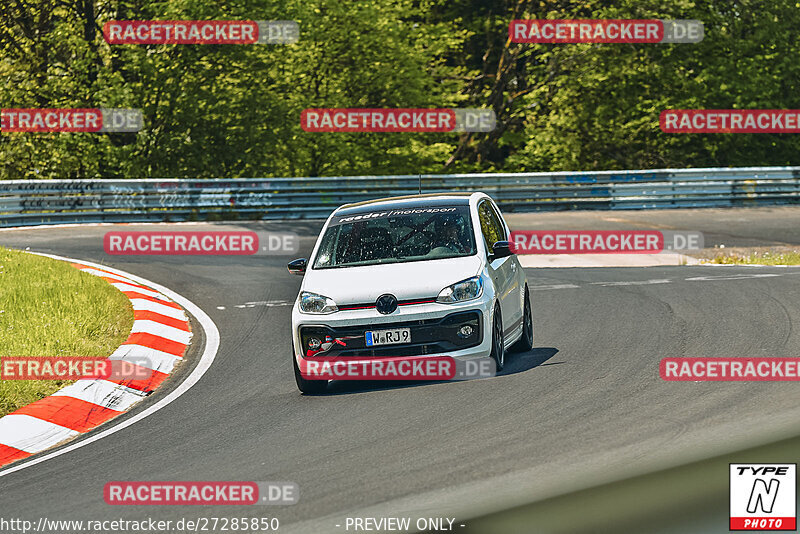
[478,201,505,250]
[487,203,507,241]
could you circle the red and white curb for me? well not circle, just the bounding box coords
[0,254,217,472]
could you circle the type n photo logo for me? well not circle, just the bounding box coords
[730,464,796,531]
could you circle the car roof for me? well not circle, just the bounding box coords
[335,192,479,216]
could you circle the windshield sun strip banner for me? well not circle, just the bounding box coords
[330,206,464,226]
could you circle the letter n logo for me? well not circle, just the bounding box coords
[730,463,796,531]
[747,479,779,513]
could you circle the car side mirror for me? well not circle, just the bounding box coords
[490,241,513,260]
[287,258,308,275]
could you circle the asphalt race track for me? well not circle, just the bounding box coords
[1,210,799,534]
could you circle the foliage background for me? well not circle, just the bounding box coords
[1,0,798,179]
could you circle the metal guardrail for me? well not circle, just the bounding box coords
[1,167,798,227]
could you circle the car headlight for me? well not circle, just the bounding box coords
[298,291,339,314]
[436,276,483,303]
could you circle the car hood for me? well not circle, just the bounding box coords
[302,255,483,304]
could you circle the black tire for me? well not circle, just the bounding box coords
[293,349,328,394]
[510,285,534,353]
[490,304,505,371]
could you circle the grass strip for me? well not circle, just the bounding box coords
[707,250,800,265]
[0,248,133,417]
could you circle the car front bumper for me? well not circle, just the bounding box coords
[291,297,494,363]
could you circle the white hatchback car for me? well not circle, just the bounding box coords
[288,192,533,393]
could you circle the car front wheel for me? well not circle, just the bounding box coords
[490,304,505,371]
[510,284,533,353]
[293,348,328,394]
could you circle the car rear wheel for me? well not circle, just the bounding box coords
[490,304,505,371]
[293,348,328,394]
[510,285,534,353]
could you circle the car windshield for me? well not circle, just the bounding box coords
[313,206,476,269]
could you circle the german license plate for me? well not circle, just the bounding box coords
[365,328,411,347]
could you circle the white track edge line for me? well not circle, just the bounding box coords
[0,252,220,478]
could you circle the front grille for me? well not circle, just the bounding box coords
[299,310,482,357]
[338,297,437,311]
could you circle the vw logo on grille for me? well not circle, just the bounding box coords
[375,294,398,315]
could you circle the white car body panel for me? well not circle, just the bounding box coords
[291,192,528,364]
[301,255,483,305]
